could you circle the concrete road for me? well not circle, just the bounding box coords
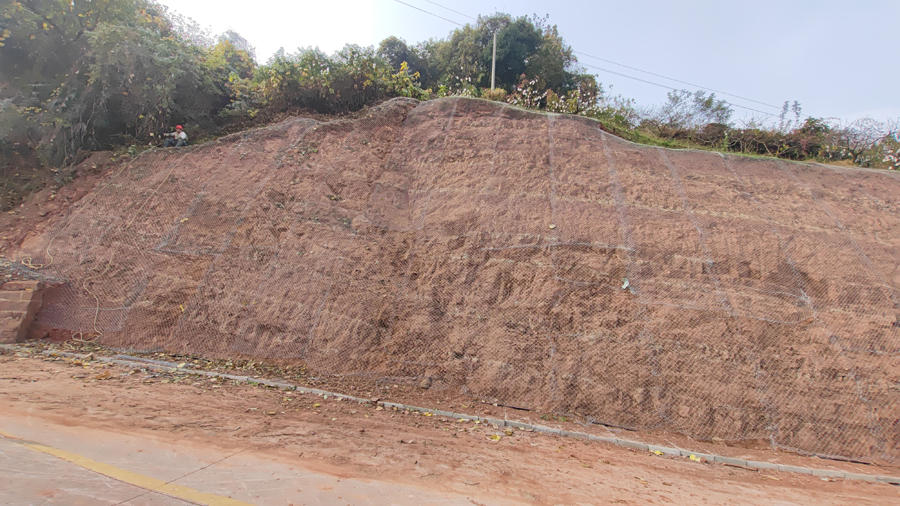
[0,414,503,506]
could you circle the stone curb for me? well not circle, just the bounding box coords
[2,344,898,485]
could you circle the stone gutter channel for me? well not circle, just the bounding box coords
[2,344,898,485]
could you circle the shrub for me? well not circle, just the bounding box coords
[225,45,426,117]
[387,62,428,100]
[481,88,507,102]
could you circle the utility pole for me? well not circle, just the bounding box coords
[491,32,497,90]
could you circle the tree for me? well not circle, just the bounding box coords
[220,29,255,62]
[777,100,803,133]
[48,22,225,157]
[641,89,733,137]
[0,0,245,165]
[825,117,893,166]
[525,20,579,94]
[881,119,900,170]
[378,36,415,72]
[203,35,256,115]
[377,36,433,87]
[419,13,592,97]
[0,0,171,100]
[432,23,484,87]
[481,16,541,89]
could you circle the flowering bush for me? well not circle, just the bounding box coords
[545,88,601,116]
[820,118,898,168]
[506,75,546,109]
[436,75,479,98]
[882,143,899,170]
[881,125,900,170]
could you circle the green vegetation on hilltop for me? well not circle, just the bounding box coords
[1,1,897,209]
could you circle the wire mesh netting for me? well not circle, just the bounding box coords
[18,97,900,463]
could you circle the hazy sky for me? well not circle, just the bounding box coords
[156,0,898,123]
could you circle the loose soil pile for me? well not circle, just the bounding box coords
[6,97,900,463]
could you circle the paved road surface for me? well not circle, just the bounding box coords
[0,414,501,506]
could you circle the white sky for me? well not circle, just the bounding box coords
[156,0,899,123]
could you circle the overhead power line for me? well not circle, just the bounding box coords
[580,62,776,118]
[391,0,464,26]
[574,51,782,110]
[389,0,786,118]
[421,0,477,20]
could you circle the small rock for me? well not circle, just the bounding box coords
[419,377,432,389]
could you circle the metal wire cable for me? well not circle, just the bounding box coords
[580,62,777,118]
[421,0,477,20]
[391,0,464,26]
[574,50,782,110]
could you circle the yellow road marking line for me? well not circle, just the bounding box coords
[1,430,253,506]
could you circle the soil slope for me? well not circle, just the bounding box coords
[8,97,900,463]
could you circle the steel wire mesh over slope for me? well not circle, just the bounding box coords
[22,97,900,462]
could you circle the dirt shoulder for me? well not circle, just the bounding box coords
[1,349,896,505]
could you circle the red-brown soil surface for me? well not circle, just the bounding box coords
[3,350,899,505]
[3,97,900,464]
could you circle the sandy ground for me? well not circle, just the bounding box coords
[1,350,897,505]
